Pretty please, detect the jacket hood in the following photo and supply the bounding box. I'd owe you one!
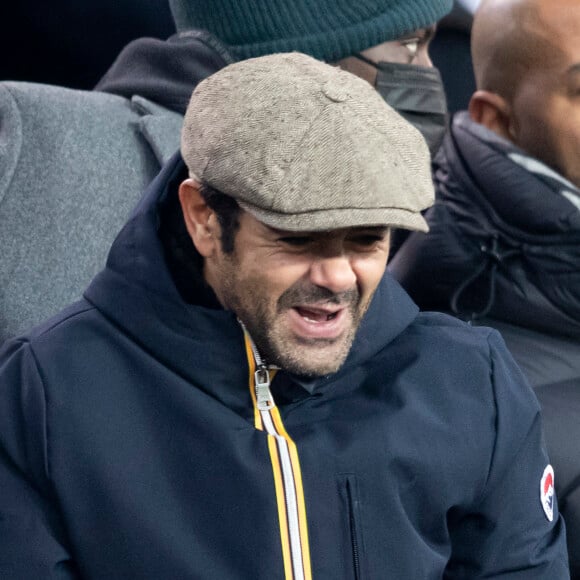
[84,153,419,397]
[391,112,580,338]
[95,31,235,114]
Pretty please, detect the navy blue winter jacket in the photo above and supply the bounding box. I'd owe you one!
[0,154,569,578]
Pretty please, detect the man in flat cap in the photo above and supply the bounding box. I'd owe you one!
[0,0,450,344]
[0,54,568,578]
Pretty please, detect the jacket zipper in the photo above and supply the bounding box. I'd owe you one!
[251,345,275,412]
[242,325,312,580]
[346,478,361,580]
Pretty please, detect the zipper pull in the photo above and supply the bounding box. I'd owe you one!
[255,366,275,411]
[239,320,277,412]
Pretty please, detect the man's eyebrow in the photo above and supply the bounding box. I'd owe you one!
[567,63,580,76]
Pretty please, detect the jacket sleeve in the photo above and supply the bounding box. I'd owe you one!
[445,330,570,579]
[535,379,580,580]
[0,339,81,579]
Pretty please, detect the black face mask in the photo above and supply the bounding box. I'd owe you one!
[356,55,449,158]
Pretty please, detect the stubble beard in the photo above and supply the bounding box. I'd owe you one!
[221,270,369,377]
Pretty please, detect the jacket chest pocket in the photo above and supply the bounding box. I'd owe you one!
[339,474,367,580]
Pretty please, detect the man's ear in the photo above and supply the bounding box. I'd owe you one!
[178,178,220,257]
[469,90,515,142]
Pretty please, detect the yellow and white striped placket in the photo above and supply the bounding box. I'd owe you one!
[243,331,312,580]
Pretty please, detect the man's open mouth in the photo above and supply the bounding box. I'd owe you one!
[294,306,340,322]
[288,304,349,340]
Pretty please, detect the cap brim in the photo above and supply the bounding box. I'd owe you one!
[238,201,429,233]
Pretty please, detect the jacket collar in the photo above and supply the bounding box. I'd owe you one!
[429,111,580,335]
[130,96,184,165]
[443,112,580,235]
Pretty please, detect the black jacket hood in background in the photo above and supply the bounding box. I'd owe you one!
[95,30,235,114]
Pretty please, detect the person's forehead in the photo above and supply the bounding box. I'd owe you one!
[537,0,580,29]
[496,5,579,95]
[528,0,580,66]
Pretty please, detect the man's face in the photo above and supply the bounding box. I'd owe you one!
[508,1,580,188]
[205,211,390,377]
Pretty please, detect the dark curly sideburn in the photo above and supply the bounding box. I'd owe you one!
[199,183,241,255]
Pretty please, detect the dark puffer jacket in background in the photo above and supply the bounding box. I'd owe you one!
[390,111,580,577]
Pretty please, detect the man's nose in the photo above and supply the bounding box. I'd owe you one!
[309,256,357,294]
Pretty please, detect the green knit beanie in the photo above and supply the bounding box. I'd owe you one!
[169,0,453,62]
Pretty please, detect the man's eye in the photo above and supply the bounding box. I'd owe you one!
[350,235,384,246]
[400,38,420,50]
[278,236,313,246]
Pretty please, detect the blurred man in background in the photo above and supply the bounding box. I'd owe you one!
[390,0,580,573]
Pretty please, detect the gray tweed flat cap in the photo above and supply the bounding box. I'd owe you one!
[181,52,434,232]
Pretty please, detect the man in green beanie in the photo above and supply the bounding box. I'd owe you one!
[168,0,450,158]
[0,0,451,345]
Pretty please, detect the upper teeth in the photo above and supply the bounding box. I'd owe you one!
[297,307,338,322]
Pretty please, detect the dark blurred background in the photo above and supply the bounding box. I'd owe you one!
[0,0,174,89]
[0,0,476,113]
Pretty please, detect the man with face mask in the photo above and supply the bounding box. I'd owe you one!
[336,27,448,159]
[333,11,450,259]
[0,0,451,345]
[335,31,450,256]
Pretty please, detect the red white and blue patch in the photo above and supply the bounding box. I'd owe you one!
[540,465,555,522]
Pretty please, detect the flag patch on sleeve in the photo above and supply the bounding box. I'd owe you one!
[540,464,555,522]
